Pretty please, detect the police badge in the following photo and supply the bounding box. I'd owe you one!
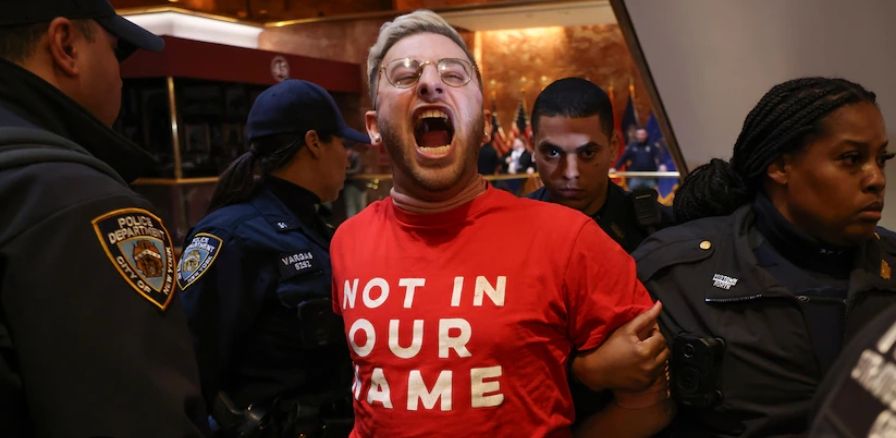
[177,232,223,290]
[92,208,176,310]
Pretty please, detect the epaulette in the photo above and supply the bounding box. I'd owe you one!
[875,227,896,257]
[633,217,725,281]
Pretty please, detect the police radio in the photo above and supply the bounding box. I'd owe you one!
[297,298,346,348]
[631,188,661,234]
[671,334,726,410]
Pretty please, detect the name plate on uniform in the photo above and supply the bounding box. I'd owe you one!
[278,249,323,279]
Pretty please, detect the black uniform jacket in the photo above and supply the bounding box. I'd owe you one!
[527,180,675,253]
[633,204,896,437]
[179,180,350,410]
[0,59,206,437]
[529,180,676,428]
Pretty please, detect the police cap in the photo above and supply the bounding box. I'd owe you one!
[1,0,164,60]
[247,79,370,145]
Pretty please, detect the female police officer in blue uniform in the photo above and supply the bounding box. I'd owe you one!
[633,77,896,437]
[177,79,369,438]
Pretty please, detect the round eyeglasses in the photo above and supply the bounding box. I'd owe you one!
[379,58,478,89]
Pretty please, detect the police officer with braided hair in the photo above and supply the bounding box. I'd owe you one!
[178,79,368,437]
[632,77,896,437]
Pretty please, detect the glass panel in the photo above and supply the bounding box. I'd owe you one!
[115,78,174,178]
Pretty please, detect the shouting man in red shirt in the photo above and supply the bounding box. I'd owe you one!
[330,9,674,437]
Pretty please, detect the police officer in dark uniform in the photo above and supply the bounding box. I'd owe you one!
[525,77,676,433]
[633,77,896,437]
[178,79,369,437]
[613,127,663,192]
[0,1,206,437]
[809,274,896,437]
[527,77,675,254]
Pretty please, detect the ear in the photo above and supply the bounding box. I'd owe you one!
[304,130,322,159]
[481,108,492,146]
[365,110,381,145]
[766,153,793,186]
[609,129,621,162]
[46,18,83,78]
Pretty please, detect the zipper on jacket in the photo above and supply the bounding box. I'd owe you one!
[707,294,850,306]
[794,295,848,304]
[705,294,785,304]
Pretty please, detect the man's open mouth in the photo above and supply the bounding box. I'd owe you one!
[414,108,455,156]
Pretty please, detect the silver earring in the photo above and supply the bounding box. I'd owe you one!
[373,134,381,143]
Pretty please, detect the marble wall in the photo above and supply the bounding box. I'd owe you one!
[260,22,654,143]
[116,2,655,135]
[479,24,653,137]
[113,0,391,21]
[394,0,515,10]
[260,17,398,179]
[116,0,518,21]
[260,18,387,118]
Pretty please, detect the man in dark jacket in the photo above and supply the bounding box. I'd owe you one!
[0,1,206,437]
[527,77,677,432]
[527,78,675,253]
[478,142,499,175]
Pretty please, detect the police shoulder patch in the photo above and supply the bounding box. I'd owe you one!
[91,208,176,310]
[177,232,223,290]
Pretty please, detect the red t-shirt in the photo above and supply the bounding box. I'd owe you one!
[331,187,652,438]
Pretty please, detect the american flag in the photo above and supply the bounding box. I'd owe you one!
[510,97,533,148]
[490,97,510,155]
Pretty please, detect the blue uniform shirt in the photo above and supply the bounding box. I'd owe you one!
[615,140,661,171]
[178,179,350,410]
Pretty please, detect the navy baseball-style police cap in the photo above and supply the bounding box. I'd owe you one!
[247,79,370,145]
[2,0,164,60]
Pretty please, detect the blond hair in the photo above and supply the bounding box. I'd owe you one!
[367,9,480,107]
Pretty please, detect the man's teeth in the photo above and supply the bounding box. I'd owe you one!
[416,109,449,122]
[419,145,450,154]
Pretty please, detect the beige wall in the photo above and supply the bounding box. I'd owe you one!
[623,0,896,227]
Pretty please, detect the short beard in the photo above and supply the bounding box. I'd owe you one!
[380,112,485,193]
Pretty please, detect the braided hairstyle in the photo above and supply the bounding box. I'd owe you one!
[673,77,878,223]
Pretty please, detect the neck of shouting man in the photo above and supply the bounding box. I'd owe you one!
[390,170,488,214]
